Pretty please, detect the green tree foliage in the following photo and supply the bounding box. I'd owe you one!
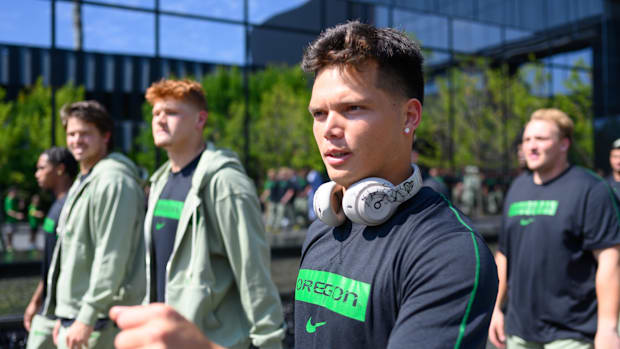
[418,58,593,174]
[0,79,84,191]
[134,65,322,182]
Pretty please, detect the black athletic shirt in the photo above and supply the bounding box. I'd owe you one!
[500,166,620,343]
[294,187,498,349]
[41,196,66,299]
[608,175,620,201]
[151,153,201,303]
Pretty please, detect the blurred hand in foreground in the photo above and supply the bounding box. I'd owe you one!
[110,304,227,349]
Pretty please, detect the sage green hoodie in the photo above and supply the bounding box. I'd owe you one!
[144,143,285,349]
[42,153,146,326]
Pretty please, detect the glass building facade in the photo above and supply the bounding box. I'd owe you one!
[0,0,618,170]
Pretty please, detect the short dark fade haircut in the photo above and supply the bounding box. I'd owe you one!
[302,21,424,105]
[42,146,79,179]
[60,100,114,151]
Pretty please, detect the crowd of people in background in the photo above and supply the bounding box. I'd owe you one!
[4,148,618,248]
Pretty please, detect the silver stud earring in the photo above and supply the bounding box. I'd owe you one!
[404,127,410,134]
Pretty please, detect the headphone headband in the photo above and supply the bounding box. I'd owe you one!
[314,164,424,227]
[357,164,423,211]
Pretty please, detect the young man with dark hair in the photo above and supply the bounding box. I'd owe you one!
[609,138,620,201]
[24,147,77,349]
[141,79,285,349]
[489,109,620,349]
[110,22,498,349]
[40,100,146,349]
[294,20,497,349]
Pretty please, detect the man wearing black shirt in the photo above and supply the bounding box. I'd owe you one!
[609,138,620,201]
[110,23,498,349]
[489,109,620,349]
[24,147,77,349]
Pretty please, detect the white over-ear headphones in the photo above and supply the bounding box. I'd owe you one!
[313,165,423,227]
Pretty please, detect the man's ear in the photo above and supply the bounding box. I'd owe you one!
[197,110,208,129]
[404,98,422,132]
[560,137,570,152]
[55,163,66,176]
[103,132,111,145]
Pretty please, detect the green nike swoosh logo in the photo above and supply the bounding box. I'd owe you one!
[306,317,326,333]
[156,222,165,230]
[520,218,535,226]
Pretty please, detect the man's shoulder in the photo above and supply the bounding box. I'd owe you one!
[564,166,614,196]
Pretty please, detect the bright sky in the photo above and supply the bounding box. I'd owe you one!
[0,0,309,64]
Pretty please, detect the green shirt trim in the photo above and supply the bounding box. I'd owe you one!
[439,194,481,349]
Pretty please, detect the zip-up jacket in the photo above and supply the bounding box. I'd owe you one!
[144,143,285,349]
[42,153,146,326]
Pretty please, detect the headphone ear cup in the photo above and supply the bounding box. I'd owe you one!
[313,181,346,227]
[342,178,397,226]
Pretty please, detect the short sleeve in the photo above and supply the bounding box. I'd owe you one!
[387,230,498,349]
[582,180,620,251]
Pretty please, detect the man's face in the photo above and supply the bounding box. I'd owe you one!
[151,98,205,150]
[610,149,620,173]
[522,119,568,174]
[35,154,55,189]
[309,63,419,187]
[66,117,109,169]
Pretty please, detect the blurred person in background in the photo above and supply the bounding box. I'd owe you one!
[260,168,277,220]
[27,194,45,247]
[292,168,309,227]
[142,79,285,349]
[3,186,25,251]
[41,101,146,349]
[608,138,620,201]
[489,108,620,349]
[275,167,296,231]
[305,168,324,222]
[24,147,77,349]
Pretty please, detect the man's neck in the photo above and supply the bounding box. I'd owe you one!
[167,141,205,173]
[613,171,620,182]
[80,153,107,175]
[533,160,569,185]
[52,178,73,199]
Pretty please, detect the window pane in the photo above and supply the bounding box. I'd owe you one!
[549,49,592,68]
[89,0,154,9]
[550,67,591,95]
[161,0,243,21]
[249,28,314,66]
[161,16,244,65]
[424,50,451,67]
[477,0,504,24]
[547,0,571,28]
[394,11,449,50]
[56,4,155,55]
[452,19,501,53]
[505,28,532,42]
[251,0,318,31]
[519,63,551,97]
[437,0,474,19]
[510,0,545,31]
[373,5,390,28]
[0,1,50,47]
